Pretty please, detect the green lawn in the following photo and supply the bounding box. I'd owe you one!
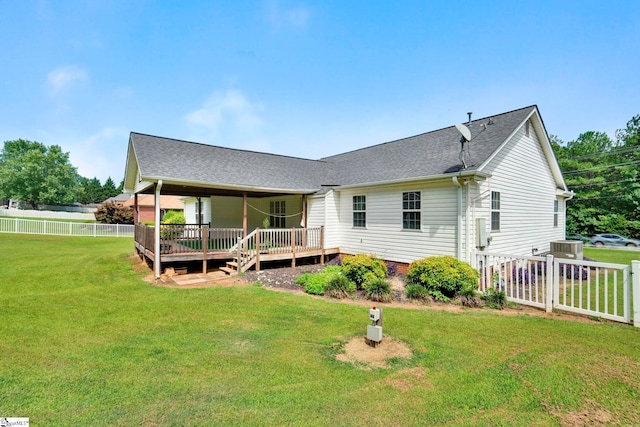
[1,234,639,426]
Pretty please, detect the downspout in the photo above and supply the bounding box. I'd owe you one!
[452,177,463,260]
[465,183,471,264]
[154,180,163,279]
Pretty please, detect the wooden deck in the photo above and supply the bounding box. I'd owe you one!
[134,224,338,274]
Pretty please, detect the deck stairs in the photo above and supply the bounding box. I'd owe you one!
[220,229,258,275]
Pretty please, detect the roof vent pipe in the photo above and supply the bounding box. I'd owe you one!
[467,112,472,123]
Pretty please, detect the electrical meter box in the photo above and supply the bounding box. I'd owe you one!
[367,325,383,343]
[369,308,381,322]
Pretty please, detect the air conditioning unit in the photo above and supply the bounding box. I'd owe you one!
[550,240,583,260]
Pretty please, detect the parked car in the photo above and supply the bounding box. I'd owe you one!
[565,232,590,243]
[591,233,640,247]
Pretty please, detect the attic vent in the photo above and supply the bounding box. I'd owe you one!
[525,120,530,137]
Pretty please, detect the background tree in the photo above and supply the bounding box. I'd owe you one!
[77,177,104,204]
[101,177,119,201]
[553,115,640,238]
[0,139,79,209]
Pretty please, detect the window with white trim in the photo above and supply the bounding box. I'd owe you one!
[554,200,559,228]
[491,191,500,231]
[353,195,366,228]
[270,200,286,228]
[402,191,421,230]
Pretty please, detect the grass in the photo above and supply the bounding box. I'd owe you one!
[1,234,639,426]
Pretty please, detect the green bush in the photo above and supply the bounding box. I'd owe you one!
[341,254,387,290]
[364,278,392,303]
[160,210,186,240]
[325,274,355,299]
[405,255,478,302]
[295,266,342,296]
[405,284,428,301]
[482,287,506,309]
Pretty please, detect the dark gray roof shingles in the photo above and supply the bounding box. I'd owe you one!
[131,105,536,192]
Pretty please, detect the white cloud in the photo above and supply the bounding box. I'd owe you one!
[266,1,311,30]
[184,89,264,140]
[46,65,89,94]
[64,127,127,182]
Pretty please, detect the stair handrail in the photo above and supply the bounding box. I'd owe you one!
[228,228,258,253]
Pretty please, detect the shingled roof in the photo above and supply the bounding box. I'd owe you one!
[126,105,543,195]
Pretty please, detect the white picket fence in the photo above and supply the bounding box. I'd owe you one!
[0,217,133,238]
[477,252,640,327]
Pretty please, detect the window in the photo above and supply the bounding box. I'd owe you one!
[353,195,366,228]
[194,200,204,225]
[402,191,421,230]
[270,200,286,228]
[491,191,500,231]
[554,199,559,228]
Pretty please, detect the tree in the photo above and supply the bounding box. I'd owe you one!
[553,116,640,238]
[101,177,118,201]
[77,177,104,204]
[0,139,79,209]
[94,201,134,224]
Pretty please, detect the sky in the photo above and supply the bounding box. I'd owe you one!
[1,1,638,184]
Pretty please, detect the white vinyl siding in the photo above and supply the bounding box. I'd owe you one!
[334,183,457,264]
[479,120,566,255]
[184,197,212,225]
[306,196,325,228]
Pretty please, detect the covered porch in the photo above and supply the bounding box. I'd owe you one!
[134,223,337,275]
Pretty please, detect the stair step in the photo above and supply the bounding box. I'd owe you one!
[227,261,239,268]
[220,266,235,275]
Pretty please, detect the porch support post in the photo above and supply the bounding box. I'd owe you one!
[301,195,307,228]
[134,193,139,224]
[154,180,163,279]
[202,226,208,274]
[242,192,248,237]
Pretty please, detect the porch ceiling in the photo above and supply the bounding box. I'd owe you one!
[136,183,304,198]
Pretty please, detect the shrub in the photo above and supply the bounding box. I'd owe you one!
[295,266,342,296]
[364,278,392,303]
[482,287,506,309]
[405,284,428,301]
[94,201,134,224]
[160,210,186,240]
[325,274,355,299]
[405,255,478,302]
[341,254,387,290]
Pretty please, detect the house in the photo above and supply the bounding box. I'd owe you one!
[102,193,132,205]
[122,194,184,224]
[123,105,572,276]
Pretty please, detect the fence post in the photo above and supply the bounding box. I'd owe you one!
[15,217,18,233]
[69,222,73,236]
[545,254,554,313]
[632,260,640,328]
[94,223,97,237]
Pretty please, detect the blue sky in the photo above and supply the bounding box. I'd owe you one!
[1,1,638,184]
